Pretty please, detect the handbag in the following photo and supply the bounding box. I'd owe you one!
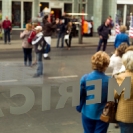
[64,34,69,40]
[100,99,118,123]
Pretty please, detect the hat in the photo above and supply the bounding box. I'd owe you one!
[35,26,42,31]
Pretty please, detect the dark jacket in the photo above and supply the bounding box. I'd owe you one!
[114,33,130,48]
[58,23,66,35]
[42,20,57,36]
[97,24,111,39]
[32,32,46,53]
[61,16,70,26]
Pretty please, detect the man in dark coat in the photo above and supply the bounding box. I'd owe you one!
[97,19,111,51]
[56,19,66,48]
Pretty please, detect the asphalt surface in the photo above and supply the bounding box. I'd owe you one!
[0,46,120,133]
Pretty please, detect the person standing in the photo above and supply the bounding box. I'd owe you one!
[65,22,73,50]
[114,25,130,49]
[109,43,128,75]
[20,23,33,67]
[97,19,111,51]
[32,26,46,78]
[61,12,70,27]
[42,15,58,60]
[2,16,12,44]
[56,19,66,48]
[76,51,110,133]
[114,50,133,133]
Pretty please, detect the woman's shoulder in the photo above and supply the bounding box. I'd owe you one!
[23,30,31,35]
[115,71,131,80]
[110,54,121,61]
[120,33,129,37]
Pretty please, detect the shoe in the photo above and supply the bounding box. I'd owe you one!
[114,123,119,128]
[8,42,11,44]
[4,42,6,44]
[44,57,51,60]
[32,62,37,66]
[33,74,40,78]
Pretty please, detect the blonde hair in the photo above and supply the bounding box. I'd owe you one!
[116,43,128,57]
[91,51,110,72]
[122,51,133,71]
[125,46,133,53]
[26,23,32,31]
[120,25,127,33]
[32,23,38,28]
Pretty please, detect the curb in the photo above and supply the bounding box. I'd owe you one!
[0,44,114,52]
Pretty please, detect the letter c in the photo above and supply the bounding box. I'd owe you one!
[10,87,35,115]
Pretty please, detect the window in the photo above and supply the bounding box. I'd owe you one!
[117,4,124,25]
[64,3,72,13]
[0,1,2,22]
[126,5,133,30]
[78,4,86,13]
[40,2,49,12]
[78,0,87,2]
[12,1,21,28]
[24,2,32,28]
[0,1,2,10]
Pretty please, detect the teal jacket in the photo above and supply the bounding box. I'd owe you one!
[114,33,130,48]
[77,70,110,120]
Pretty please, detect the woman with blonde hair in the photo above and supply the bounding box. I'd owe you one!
[109,43,128,75]
[115,50,133,133]
[20,23,33,66]
[65,22,73,50]
[76,51,110,133]
[114,25,130,48]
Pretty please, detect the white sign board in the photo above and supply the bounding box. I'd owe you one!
[108,30,116,43]
[117,0,133,4]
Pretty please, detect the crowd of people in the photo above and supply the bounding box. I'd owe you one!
[77,44,133,133]
[19,14,58,77]
[19,13,81,78]
[0,10,133,133]
[76,16,133,133]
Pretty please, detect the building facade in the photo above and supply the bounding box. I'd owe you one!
[0,0,133,33]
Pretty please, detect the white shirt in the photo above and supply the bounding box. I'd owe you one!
[109,54,124,75]
[88,22,92,34]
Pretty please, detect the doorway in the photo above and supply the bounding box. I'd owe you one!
[51,8,62,19]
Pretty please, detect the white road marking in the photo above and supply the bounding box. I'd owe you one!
[48,75,78,79]
[0,79,18,83]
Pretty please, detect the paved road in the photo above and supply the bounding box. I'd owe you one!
[0,47,120,133]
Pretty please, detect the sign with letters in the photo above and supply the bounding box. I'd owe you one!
[0,77,131,117]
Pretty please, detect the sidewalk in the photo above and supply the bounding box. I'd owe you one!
[0,37,114,50]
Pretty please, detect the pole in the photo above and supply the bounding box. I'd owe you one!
[78,0,83,44]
